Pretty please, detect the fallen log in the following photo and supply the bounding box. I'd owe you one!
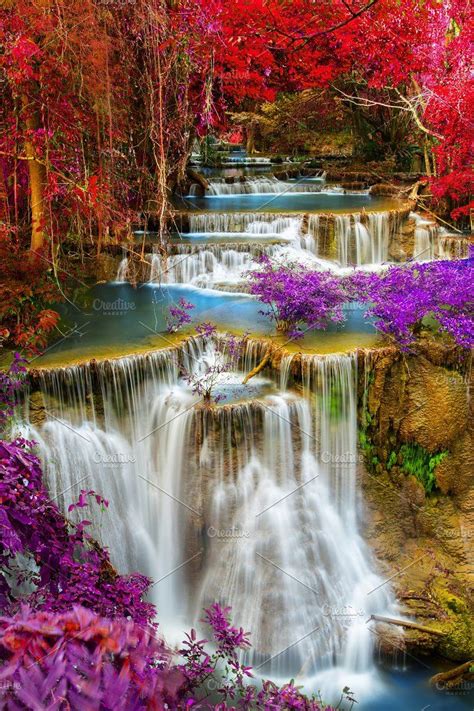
[242,348,272,385]
[431,660,474,689]
[368,614,446,636]
[187,168,209,191]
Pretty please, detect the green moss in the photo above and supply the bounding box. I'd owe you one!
[387,451,397,470]
[398,443,448,494]
[433,584,474,660]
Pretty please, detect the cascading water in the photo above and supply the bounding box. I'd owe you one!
[334,214,391,267]
[335,215,352,267]
[25,340,396,698]
[438,234,470,260]
[195,351,395,691]
[409,211,469,262]
[187,212,303,235]
[413,223,436,261]
[205,176,324,196]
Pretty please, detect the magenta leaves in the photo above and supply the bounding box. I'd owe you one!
[0,605,177,711]
[0,602,338,710]
[0,353,27,432]
[345,259,474,349]
[0,438,154,625]
[248,255,347,339]
[167,298,195,332]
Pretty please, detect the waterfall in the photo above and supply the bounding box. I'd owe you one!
[154,249,255,286]
[195,352,394,683]
[187,213,303,235]
[114,235,331,286]
[367,213,390,263]
[413,225,435,261]
[411,212,470,263]
[25,342,395,692]
[335,213,392,267]
[438,234,469,260]
[305,215,320,255]
[116,257,129,282]
[205,176,323,196]
[335,215,352,267]
[115,245,279,286]
[354,220,372,266]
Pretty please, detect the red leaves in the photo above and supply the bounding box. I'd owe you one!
[13,309,60,354]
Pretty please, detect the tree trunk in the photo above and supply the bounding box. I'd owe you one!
[22,95,46,252]
[242,348,272,385]
[246,122,256,155]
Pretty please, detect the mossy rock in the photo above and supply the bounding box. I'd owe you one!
[433,584,474,660]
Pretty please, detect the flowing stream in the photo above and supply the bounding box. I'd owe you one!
[24,167,472,707]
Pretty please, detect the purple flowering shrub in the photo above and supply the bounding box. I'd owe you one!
[167,297,195,332]
[346,260,474,348]
[0,603,337,710]
[247,255,347,339]
[247,255,473,348]
[0,438,154,624]
[0,605,181,711]
[179,602,337,710]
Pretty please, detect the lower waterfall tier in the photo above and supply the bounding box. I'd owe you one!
[23,343,397,689]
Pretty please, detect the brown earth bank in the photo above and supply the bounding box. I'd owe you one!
[356,342,473,664]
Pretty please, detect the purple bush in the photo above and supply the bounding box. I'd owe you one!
[246,255,473,348]
[167,297,195,332]
[0,603,337,710]
[0,438,154,625]
[0,353,26,431]
[0,605,181,710]
[346,260,474,348]
[247,255,346,339]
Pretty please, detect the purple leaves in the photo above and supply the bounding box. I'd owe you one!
[0,602,333,709]
[0,606,176,710]
[0,354,27,431]
[248,255,346,338]
[345,260,474,349]
[68,489,109,513]
[248,255,473,349]
[167,297,195,332]
[0,438,154,626]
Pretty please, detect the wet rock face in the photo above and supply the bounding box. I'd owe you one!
[359,346,474,662]
[398,358,468,452]
[388,216,416,261]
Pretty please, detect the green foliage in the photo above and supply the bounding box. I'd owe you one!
[398,443,448,493]
[358,429,374,458]
[386,451,397,470]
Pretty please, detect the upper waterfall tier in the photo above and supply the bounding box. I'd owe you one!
[200,175,326,196]
[116,209,469,288]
